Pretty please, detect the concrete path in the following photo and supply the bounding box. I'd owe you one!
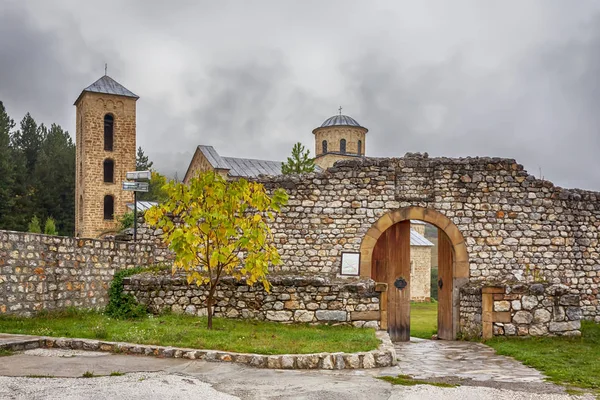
[0,338,593,399]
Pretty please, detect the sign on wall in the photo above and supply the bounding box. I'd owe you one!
[340,252,360,276]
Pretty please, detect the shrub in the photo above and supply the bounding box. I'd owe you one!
[105,267,148,319]
[118,212,135,231]
[28,215,41,233]
[44,217,57,235]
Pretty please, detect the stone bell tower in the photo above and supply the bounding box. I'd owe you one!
[313,111,368,170]
[74,75,138,238]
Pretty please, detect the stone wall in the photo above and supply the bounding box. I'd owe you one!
[0,230,172,316]
[124,273,381,327]
[253,155,600,322]
[410,245,431,302]
[460,282,581,338]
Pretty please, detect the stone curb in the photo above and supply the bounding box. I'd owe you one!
[0,331,396,370]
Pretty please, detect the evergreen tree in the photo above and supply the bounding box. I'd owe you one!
[281,142,315,174]
[34,124,75,235]
[0,102,15,229]
[136,146,153,170]
[11,113,45,174]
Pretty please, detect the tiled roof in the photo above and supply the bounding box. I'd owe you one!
[410,230,434,247]
[75,75,138,104]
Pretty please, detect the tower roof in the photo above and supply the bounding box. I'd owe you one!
[74,75,139,104]
[320,114,364,128]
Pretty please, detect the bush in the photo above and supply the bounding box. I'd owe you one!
[28,215,41,233]
[105,267,148,319]
[118,212,135,231]
[44,217,57,235]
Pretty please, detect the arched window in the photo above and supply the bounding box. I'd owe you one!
[103,195,114,220]
[103,159,114,183]
[358,140,362,155]
[104,114,114,151]
[322,140,328,154]
[340,139,346,154]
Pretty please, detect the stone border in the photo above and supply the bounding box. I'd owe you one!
[0,331,396,370]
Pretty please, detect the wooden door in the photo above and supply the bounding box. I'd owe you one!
[372,221,411,342]
[437,229,454,340]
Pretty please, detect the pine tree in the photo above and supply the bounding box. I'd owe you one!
[136,146,153,170]
[0,101,15,229]
[34,124,75,235]
[281,142,315,174]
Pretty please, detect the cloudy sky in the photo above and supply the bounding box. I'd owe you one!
[1,0,600,190]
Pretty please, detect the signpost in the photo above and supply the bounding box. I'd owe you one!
[123,171,150,241]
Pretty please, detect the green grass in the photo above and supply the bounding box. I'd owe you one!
[410,301,437,339]
[109,371,125,377]
[0,309,379,355]
[378,374,457,388]
[81,371,96,378]
[487,321,600,394]
[0,348,14,357]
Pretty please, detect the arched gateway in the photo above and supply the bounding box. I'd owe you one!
[360,207,469,341]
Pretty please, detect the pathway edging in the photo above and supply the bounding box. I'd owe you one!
[0,331,396,370]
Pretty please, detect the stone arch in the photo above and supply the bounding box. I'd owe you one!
[359,206,470,339]
[359,206,469,279]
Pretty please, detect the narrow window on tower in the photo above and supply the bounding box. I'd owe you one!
[358,140,362,155]
[104,114,114,151]
[322,140,328,154]
[103,159,114,183]
[340,139,346,154]
[103,195,114,220]
[79,195,83,221]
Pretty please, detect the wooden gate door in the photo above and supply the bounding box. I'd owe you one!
[372,221,411,342]
[437,229,454,340]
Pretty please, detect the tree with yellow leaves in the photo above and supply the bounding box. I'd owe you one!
[145,172,288,329]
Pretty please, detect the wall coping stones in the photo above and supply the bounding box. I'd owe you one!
[0,331,396,370]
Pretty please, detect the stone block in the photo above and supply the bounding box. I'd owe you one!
[362,353,375,369]
[350,311,380,321]
[494,301,510,312]
[294,310,315,323]
[528,324,548,336]
[343,354,361,369]
[559,295,580,306]
[280,355,295,369]
[266,310,293,322]
[315,310,347,322]
[267,356,282,369]
[521,295,538,310]
[296,355,320,369]
[533,309,551,324]
[549,320,581,332]
[513,311,533,324]
[566,307,581,321]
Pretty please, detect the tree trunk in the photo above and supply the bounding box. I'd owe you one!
[206,281,216,329]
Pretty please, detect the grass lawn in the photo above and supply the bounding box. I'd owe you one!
[487,321,600,394]
[0,309,379,355]
[410,301,437,339]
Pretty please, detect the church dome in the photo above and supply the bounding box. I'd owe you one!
[320,114,364,128]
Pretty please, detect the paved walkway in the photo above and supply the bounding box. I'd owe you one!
[393,337,546,384]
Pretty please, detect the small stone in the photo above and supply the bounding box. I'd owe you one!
[250,355,266,368]
[511,300,521,311]
[343,354,361,369]
[267,356,282,369]
[281,356,295,369]
[513,311,533,324]
[504,324,516,335]
[333,354,345,369]
[494,301,510,312]
[296,355,319,369]
[559,295,580,306]
[521,295,539,310]
[362,353,375,369]
[315,310,347,322]
[529,324,548,336]
[533,309,551,324]
[320,354,334,369]
[566,307,581,321]
[549,320,581,332]
[529,284,545,295]
[375,352,393,367]
[266,310,292,322]
[294,310,314,323]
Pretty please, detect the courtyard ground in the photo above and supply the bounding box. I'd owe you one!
[0,346,591,400]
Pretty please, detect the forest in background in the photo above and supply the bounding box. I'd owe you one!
[0,101,163,236]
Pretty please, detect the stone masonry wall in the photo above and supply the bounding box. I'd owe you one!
[124,273,381,327]
[252,155,600,322]
[0,230,172,316]
[410,245,431,302]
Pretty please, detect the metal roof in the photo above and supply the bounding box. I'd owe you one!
[410,230,434,247]
[126,201,158,212]
[75,75,139,104]
[198,145,231,170]
[320,114,364,128]
[223,156,283,178]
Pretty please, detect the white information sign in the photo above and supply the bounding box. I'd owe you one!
[341,252,360,276]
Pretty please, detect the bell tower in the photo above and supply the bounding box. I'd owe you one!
[74,75,139,238]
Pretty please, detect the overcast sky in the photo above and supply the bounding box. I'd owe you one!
[1,0,600,190]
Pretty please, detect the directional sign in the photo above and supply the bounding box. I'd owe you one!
[126,170,151,180]
[122,181,149,192]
